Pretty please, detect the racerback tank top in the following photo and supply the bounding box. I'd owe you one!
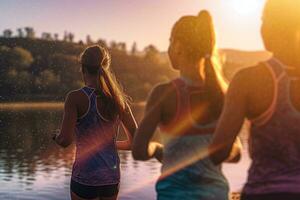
[71,86,120,186]
[243,58,300,194]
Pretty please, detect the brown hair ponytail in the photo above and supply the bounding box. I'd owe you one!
[171,10,225,118]
[80,45,128,120]
[203,56,224,116]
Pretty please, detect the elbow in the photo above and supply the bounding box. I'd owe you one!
[60,141,72,148]
[229,152,241,163]
[56,137,72,148]
[132,150,142,160]
[133,154,148,161]
[132,148,148,161]
[210,149,231,165]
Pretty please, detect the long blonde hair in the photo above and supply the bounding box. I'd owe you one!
[80,45,128,120]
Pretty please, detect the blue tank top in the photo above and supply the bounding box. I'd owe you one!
[71,86,120,186]
[157,78,229,200]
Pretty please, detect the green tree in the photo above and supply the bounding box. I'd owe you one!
[0,46,34,95]
[97,39,107,48]
[68,33,74,43]
[144,44,160,63]
[54,33,59,41]
[17,28,24,37]
[0,46,33,71]
[35,70,60,93]
[10,47,34,69]
[3,29,13,38]
[24,27,35,39]
[41,32,52,40]
[118,42,127,52]
[86,35,93,45]
[131,42,137,55]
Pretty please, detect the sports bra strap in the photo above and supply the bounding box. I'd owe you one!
[266,58,286,80]
[251,58,288,126]
[81,86,95,98]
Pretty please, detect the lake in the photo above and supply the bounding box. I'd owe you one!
[0,104,250,200]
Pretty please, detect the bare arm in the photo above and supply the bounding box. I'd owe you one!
[224,137,243,163]
[132,85,165,161]
[54,92,77,148]
[117,104,138,150]
[209,71,248,164]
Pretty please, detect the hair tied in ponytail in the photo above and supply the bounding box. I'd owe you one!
[198,10,212,21]
[204,54,211,59]
[100,46,111,70]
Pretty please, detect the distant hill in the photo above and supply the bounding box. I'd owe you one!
[159,49,272,80]
[219,49,272,80]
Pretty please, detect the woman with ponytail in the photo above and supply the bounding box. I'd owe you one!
[210,0,300,199]
[53,45,137,200]
[132,10,239,199]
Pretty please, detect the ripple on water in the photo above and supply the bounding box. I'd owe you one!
[0,109,250,199]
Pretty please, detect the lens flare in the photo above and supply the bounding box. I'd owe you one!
[232,0,263,16]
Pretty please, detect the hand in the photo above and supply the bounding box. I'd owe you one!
[52,129,60,142]
[148,142,163,163]
[225,137,242,163]
[154,145,163,163]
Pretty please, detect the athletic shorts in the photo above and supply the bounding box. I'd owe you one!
[71,179,119,199]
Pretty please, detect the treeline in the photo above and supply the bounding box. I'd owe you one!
[0,27,177,102]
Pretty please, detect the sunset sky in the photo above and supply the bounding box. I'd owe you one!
[0,0,266,51]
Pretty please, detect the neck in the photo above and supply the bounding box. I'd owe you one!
[272,52,300,77]
[273,50,300,69]
[179,60,204,83]
[84,77,98,88]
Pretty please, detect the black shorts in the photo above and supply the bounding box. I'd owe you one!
[71,179,119,199]
[241,193,300,200]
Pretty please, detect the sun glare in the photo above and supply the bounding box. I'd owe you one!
[231,0,263,16]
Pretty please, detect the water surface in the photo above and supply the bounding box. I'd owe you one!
[0,105,250,199]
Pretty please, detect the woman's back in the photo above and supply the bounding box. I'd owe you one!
[54,45,136,200]
[242,58,300,194]
[159,78,221,128]
[156,78,229,199]
[72,86,120,186]
[132,10,233,200]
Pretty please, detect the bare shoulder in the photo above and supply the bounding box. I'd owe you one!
[148,81,175,103]
[146,81,175,110]
[64,89,86,104]
[231,63,269,89]
[150,82,173,97]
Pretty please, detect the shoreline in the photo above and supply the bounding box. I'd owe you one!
[0,101,146,111]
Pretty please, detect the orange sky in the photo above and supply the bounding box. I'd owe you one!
[0,0,266,51]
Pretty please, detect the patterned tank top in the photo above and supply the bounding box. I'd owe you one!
[71,86,120,186]
[243,58,300,194]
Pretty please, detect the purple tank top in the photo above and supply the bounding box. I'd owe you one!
[72,86,120,186]
[243,58,300,194]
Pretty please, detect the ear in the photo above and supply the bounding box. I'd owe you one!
[174,41,183,55]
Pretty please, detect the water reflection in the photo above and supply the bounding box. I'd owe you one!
[0,108,161,200]
[0,107,249,200]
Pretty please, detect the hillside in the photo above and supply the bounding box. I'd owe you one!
[0,37,272,102]
[0,37,177,102]
[219,49,271,80]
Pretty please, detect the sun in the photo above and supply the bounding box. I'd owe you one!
[231,0,263,16]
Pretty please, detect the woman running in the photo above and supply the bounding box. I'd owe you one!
[132,10,240,200]
[53,45,137,200]
[210,1,300,200]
